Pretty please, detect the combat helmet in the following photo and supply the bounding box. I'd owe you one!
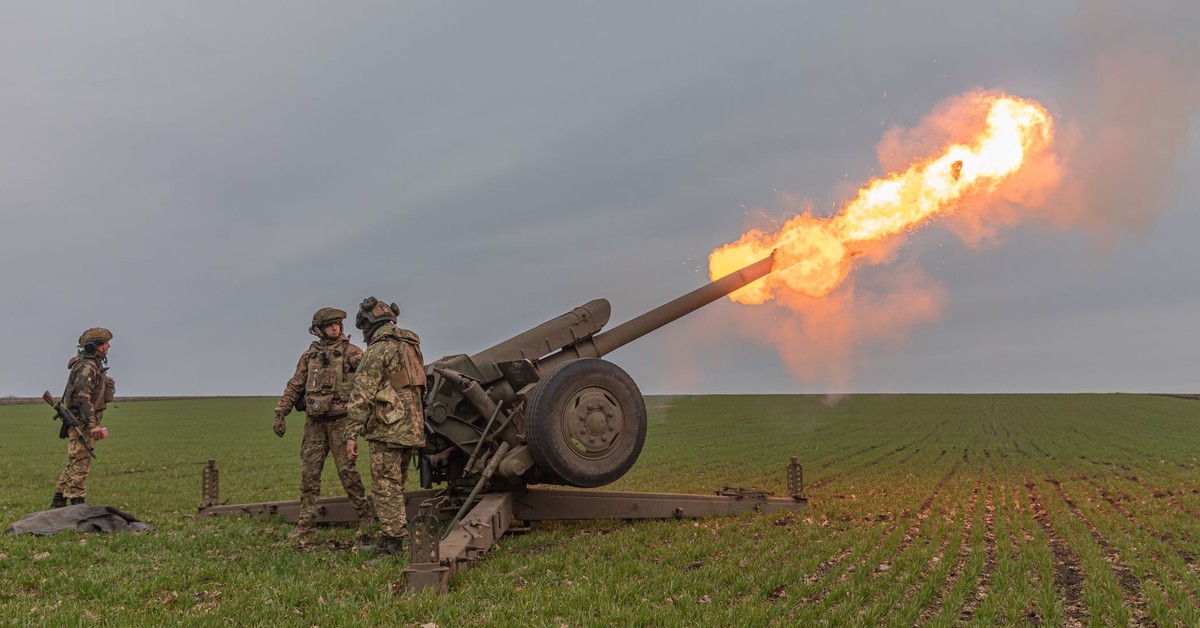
[355,297,398,331]
[78,327,113,351]
[309,307,348,337]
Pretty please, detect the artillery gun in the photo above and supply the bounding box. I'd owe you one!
[198,252,806,593]
[421,253,776,492]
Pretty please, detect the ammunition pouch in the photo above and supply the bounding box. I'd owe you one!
[373,384,424,446]
[104,376,115,403]
[373,387,403,425]
[305,392,336,417]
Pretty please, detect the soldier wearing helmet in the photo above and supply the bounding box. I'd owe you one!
[345,297,426,557]
[51,327,116,508]
[274,307,373,541]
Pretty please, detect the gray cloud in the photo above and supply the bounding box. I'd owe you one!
[1,2,1197,397]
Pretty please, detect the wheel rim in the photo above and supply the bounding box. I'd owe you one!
[559,385,624,460]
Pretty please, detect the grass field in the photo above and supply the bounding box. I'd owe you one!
[2,394,1199,625]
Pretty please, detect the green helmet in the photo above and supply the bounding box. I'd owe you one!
[78,327,113,350]
[310,307,348,336]
[355,297,398,331]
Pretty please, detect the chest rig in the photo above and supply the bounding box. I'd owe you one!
[304,339,352,417]
[63,356,110,411]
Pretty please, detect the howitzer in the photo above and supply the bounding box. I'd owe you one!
[420,251,778,490]
[197,250,806,594]
[42,391,95,459]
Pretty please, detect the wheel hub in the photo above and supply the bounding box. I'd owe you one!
[565,388,623,457]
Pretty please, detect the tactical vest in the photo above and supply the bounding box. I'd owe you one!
[62,356,111,421]
[368,335,426,447]
[304,339,353,417]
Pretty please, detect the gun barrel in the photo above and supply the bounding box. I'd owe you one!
[539,252,775,372]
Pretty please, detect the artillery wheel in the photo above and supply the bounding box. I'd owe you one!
[525,359,647,488]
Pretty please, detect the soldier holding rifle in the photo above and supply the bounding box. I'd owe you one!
[49,327,115,509]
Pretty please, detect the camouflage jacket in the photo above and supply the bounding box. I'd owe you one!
[345,323,426,447]
[63,353,113,429]
[275,335,363,418]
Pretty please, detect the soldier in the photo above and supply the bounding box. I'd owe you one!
[345,297,426,556]
[51,327,116,508]
[274,307,374,540]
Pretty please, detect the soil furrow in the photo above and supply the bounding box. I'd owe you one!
[1026,475,1087,627]
[1047,476,1153,626]
[959,469,998,622]
[1122,474,1200,519]
[817,443,883,470]
[1084,477,1200,611]
[796,459,963,612]
[914,461,983,624]
[808,433,931,490]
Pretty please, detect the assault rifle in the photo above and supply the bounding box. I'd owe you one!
[42,391,96,459]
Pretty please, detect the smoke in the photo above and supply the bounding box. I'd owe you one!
[702,94,1027,390]
[1044,3,1200,247]
[712,92,1047,389]
[943,4,1200,248]
[703,2,1198,391]
[876,3,1200,248]
[722,261,946,391]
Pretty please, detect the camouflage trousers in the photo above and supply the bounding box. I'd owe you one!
[299,416,371,527]
[56,438,94,499]
[368,442,413,538]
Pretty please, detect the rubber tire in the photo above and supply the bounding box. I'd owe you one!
[525,359,647,488]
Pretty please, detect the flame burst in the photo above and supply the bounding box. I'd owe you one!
[710,93,1055,303]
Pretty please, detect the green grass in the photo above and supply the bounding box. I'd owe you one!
[2,394,1199,625]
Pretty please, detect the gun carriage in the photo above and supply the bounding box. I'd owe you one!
[199,252,806,593]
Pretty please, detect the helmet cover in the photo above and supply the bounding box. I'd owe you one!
[354,297,398,330]
[78,327,113,348]
[310,307,348,334]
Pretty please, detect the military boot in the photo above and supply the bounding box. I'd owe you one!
[288,523,316,541]
[355,518,379,553]
[364,534,405,566]
[376,534,404,557]
[69,497,85,505]
[51,492,67,509]
[355,535,378,554]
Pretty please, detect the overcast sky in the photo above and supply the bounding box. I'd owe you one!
[2,2,1197,397]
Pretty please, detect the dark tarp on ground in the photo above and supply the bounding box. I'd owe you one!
[4,504,153,535]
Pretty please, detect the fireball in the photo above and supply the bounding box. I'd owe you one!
[710,92,1055,302]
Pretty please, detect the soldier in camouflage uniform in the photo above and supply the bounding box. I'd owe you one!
[345,297,426,556]
[274,307,374,540]
[51,327,116,508]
